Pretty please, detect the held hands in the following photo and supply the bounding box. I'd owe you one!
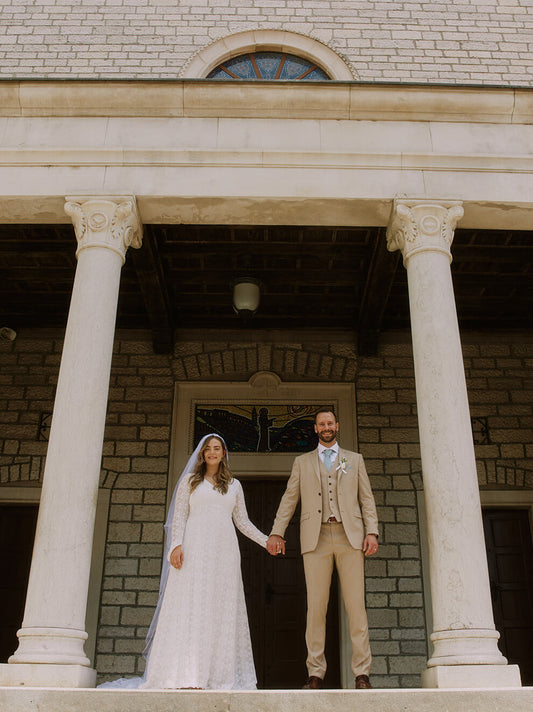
[170,545,184,569]
[363,533,378,557]
[266,535,286,556]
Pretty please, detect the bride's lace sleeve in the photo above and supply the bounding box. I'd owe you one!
[167,476,191,558]
[232,480,268,548]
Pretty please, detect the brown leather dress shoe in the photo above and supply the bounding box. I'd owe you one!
[355,674,372,689]
[302,675,323,690]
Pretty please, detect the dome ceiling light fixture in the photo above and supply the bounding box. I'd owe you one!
[232,278,261,325]
[0,326,17,341]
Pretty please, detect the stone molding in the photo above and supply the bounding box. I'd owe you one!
[386,200,464,264]
[181,29,356,80]
[64,197,143,263]
[1,82,530,123]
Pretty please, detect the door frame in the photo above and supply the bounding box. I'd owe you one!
[169,371,358,687]
[0,486,110,666]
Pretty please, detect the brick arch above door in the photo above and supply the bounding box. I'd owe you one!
[171,342,357,383]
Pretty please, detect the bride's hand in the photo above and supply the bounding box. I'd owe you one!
[170,545,184,569]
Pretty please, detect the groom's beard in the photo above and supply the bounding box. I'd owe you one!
[318,430,336,446]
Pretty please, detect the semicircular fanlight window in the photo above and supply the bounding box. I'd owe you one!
[207,51,331,80]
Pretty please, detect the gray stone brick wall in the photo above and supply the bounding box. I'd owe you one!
[0,0,532,85]
[1,330,532,687]
[465,340,533,489]
[355,342,425,688]
[98,338,173,677]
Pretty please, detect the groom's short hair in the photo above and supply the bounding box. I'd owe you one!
[314,407,337,423]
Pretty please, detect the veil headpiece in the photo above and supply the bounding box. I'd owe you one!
[143,433,229,660]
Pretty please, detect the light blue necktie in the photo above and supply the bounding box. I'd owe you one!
[323,449,334,471]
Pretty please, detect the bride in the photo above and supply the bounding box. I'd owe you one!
[100,433,269,690]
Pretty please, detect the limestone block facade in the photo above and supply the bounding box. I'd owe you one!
[1,0,532,84]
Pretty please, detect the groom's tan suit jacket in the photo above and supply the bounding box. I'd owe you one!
[271,447,379,554]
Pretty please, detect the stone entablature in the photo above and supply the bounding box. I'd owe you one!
[0,82,532,231]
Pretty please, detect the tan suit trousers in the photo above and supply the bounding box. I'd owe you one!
[303,522,371,679]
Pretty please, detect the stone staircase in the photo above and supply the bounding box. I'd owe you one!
[0,687,532,712]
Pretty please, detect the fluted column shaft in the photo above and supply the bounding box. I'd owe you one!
[387,200,519,688]
[5,197,142,686]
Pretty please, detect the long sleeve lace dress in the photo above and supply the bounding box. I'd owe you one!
[140,476,267,690]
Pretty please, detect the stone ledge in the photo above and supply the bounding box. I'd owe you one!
[0,687,531,712]
[0,81,531,124]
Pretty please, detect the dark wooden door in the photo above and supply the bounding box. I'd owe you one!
[0,504,38,662]
[482,508,533,685]
[239,479,340,689]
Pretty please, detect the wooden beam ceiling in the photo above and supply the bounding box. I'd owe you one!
[130,226,174,354]
[358,229,401,356]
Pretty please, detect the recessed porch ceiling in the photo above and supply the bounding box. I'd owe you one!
[0,223,531,354]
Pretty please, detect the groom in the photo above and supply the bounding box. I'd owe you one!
[267,408,379,690]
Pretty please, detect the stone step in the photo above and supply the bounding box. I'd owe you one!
[0,687,531,712]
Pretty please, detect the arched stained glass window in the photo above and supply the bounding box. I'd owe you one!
[207,52,331,81]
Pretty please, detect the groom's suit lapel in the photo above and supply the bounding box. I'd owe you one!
[309,447,344,483]
[310,448,321,484]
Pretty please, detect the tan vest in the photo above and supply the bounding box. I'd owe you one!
[319,453,342,523]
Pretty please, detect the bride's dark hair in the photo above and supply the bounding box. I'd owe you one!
[189,435,232,495]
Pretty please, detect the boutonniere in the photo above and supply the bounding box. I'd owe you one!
[336,457,350,475]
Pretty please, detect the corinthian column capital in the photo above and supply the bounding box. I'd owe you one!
[64,196,143,263]
[386,199,464,264]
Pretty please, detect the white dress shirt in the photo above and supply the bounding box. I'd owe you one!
[318,442,339,464]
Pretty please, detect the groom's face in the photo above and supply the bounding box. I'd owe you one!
[314,412,339,446]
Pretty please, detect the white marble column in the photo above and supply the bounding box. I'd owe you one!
[0,197,142,688]
[386,199,521,689]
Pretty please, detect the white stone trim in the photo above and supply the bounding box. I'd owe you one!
[181,30,355,80]
[1,82,530,122]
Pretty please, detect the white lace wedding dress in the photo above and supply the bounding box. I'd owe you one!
[139,476,267,690]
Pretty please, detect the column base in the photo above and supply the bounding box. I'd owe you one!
[8,626,91,667]
[428,627,508,667]
[422,664,522,689]
[0,663,96,688]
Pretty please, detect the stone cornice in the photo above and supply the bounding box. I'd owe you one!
[0,80,531,123]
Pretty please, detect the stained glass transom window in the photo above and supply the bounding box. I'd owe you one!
[207,52,331,81]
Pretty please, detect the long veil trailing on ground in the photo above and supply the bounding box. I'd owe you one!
[98,433,228,690]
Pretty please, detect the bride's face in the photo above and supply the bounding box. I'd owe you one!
[203,438,225,468]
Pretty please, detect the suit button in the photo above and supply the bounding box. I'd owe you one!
[318,492,321,496]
